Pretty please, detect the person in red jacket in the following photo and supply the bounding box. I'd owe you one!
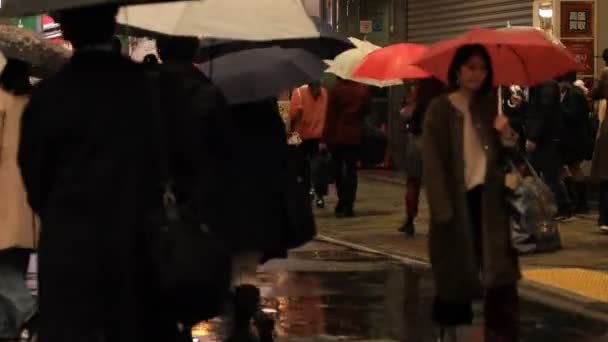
[322,78,371,217]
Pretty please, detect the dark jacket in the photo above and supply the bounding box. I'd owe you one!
[526,80,562,149]
[423,93,520,303]
[503,98,527,150]
[154,62,232,229]
[216,99,291,258]
[323,79,371,145]
[591,69,608,180]
[559,83,594,163]
[18,51,172,341]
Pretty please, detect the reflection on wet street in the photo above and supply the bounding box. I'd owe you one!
[191,241,608,342]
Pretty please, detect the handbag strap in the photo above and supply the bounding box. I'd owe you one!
[507,155,542,182]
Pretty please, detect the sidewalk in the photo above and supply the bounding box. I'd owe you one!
[315,170,608,317]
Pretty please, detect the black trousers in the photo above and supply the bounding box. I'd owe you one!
[297,139,329,197]
[329,145,359,209]
[529,143,571,214]
[600,181,608,226]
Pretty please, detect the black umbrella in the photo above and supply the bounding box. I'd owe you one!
[193,17,354,62]
[199,47,326,105]
[0,0,189,17]
[0,25,71,78]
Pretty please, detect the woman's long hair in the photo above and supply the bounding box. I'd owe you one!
[447,44,493,97]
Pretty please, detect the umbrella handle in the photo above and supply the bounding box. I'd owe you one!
[498,86,504,116]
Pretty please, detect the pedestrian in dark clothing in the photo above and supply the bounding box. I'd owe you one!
[154,36,232,230]
[18,5,180,341]
[323,78,371,217]
[558,72,594,214]
[423,44,520,342]
[592,68,608,233]
[217,98,293,341]
[502,85,527,151]
[399,77,445,237]
[526,79,572,220]
[151,36,234,340]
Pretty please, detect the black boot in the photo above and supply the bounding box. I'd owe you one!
[254,311,275,342]
[574,181,590,214]
[403,218,415,238]
[335,201,345,217]
[564,177,576,207]
[225,285,261,342]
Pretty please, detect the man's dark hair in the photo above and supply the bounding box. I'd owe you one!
[157,36,200,62]
[557,71,577,84]
[52,4,119,49]
[0,58,33,96]
[447,44,494,96]
[111,36,123,54]
[602,48,608,64]
[143,54,159,65]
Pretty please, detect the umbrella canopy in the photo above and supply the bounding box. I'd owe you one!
[194,16,353,62]
[117,0,318,41]
[0,25,72,78]
[199,47,325,105]
[0,0,187,17]
[414,28,583,86]
[325,37,401,87]
[353,43,430,81]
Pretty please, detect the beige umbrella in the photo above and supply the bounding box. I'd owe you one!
[117,0,318,41]
[325,37,402,87]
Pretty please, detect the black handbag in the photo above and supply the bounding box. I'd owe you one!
[285,145,317,249]
[145,70,231,326]
[360,121,388,166]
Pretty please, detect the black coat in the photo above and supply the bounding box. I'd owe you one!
[526,80,563,149]
[18,51,174,341]
[215,99,291,259]
[559,83,594,163]
[154,62,232,226]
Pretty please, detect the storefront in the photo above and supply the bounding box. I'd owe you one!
[532,0,604,80]
[405,0,533,43]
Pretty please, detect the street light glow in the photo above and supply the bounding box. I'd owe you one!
[539,8,553,19]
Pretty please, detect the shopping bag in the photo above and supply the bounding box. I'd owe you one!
[507,157,562,254]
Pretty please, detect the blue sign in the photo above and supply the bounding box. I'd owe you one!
[372,19,383,32]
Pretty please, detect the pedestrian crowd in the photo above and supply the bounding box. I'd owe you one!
[0,5,605,342]
[0,5,319,342]
[399,53,607,237]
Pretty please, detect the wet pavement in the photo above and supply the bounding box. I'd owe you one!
[192,241,608,342]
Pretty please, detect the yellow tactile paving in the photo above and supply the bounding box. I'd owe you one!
[523,268,608,303]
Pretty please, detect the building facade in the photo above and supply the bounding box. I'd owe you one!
[533,0,605,80]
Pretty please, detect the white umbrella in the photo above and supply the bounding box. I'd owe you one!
[117,0,319,41]
[325,37,402,87]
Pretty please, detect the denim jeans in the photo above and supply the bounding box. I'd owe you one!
[0,249,36,338]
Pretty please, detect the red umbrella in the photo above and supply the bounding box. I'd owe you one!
[353,43,430,80]
[414,28,583,86]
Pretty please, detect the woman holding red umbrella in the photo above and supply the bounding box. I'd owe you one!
[422,44,520,341]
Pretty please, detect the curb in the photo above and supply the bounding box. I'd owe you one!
[315,234,608,324]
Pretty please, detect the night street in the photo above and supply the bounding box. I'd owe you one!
[190,241,608,341]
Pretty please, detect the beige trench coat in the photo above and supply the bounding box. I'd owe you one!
[0,93,38,250]
[423,93,521,303]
